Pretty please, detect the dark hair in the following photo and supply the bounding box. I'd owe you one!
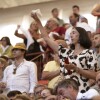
[15,94,30,100]
[55,78,79,93]
[72,5,80,10]
[71,27,92,49]
[1,37,11,45]
[7,90,22,98]
[51,8,58,13]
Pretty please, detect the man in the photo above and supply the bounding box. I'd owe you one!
[0,43,37,95]
[55,79,99,100]
[91,4,100,33]
[65,13,94,45]
[93,33,100,67]
[92,33,100,93]
[72,5,84,22]
[51,8,64,26]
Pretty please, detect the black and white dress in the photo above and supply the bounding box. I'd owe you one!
[58,45,99,93]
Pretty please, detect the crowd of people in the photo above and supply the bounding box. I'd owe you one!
[0,3,100,100]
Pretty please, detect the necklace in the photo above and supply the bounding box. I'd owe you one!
[13,60,24,74]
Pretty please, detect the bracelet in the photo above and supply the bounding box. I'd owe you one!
[75,67,80,73]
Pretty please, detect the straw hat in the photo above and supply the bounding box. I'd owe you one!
[12,43,26,51]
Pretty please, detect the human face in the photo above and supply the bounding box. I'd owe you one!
[46,20,56,29]
[1,38,7,47]
[35,86,45,97]
[93,34,100,48]
[73,7,79,14]
[69,14,77,26]
[52,10,59,18]
[29,22,38,33]
[57,87,73,100]
[12,49,24,58]
[70,29,79,44]
[41,89,51,98]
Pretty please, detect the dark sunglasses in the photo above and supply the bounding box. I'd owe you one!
[13,68,17,74]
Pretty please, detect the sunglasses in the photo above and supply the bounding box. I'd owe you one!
[13,68,17,74]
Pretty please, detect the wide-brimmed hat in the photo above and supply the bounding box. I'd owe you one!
[12,43,26,51]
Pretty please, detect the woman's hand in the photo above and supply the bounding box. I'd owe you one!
[64,63,77,70]
[31,13,40,22]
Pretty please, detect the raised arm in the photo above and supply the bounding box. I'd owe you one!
[91,4,100,16]
[31,13,59,54]
[14,25,26,39]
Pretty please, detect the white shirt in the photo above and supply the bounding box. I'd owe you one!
[79,15,84,22]
[65,22,95,44]
[76,89,99,100]
[2,59,37,93]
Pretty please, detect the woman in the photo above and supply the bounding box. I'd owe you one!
[15,21,40,49]
[31,13,99,93]
[0,37,13,58]
[15,22,42,61]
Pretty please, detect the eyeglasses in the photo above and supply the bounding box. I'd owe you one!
[13,68,17,74]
